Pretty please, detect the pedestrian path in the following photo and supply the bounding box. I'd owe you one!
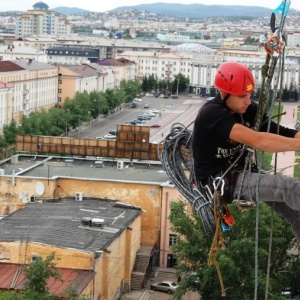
[271,104,298,176]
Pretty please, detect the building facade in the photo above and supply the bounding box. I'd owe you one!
[15,2,71,39]
[0,60,58,129]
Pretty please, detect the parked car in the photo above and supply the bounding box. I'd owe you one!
[145,112,156,118]
[144,103,150,108]
[134,98,142,102]
[150,123,161,128]
[159,94,165,98]
[109,130,117,136]
[127,119,142,125]
[103,134,116,140]
[150,281,178,294]
[137,115,148,121]
[145,93,153,97]
[130,102,137,108]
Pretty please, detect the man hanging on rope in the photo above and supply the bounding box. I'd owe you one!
[191,61,300,241]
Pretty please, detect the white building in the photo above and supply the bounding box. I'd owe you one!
[0,60,58,129]
[116,50,192,81]
[0,81,14,134]
[0,45,47,63]
[15,2,71,39]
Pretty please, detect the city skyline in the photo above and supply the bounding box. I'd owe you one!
[0,0,298,13]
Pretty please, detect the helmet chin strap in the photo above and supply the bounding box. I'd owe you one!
[223,93,230,103]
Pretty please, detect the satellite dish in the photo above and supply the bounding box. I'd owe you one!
[19,192,28,203]
[35,182,45,196]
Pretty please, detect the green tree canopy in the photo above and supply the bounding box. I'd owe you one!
[169,200,300,300]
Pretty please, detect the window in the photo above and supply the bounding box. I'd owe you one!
[58,89,62,93]
[169,234,177,246]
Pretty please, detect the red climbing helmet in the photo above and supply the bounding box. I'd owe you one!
[214,62,255,95]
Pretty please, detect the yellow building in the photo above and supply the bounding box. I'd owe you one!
[0,198,142,300]
[0,153,185,298]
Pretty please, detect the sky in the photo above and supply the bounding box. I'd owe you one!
[0,0,299,13]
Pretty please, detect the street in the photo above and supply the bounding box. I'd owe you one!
[68,94,204,142]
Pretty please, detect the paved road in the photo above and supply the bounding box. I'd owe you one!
[68,94,204,143]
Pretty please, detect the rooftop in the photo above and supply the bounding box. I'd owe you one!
[0,155,170,184]
[0,197,142,253]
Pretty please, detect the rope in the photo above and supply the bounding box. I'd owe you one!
[208,191,226,297]
[160,122,216,235]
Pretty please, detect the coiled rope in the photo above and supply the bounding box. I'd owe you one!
[160,122,216,235]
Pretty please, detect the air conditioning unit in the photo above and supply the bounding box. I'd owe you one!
[30,195,36,203]
[91,218,105,228]
[75,192,83,201]
[117,160,124,170]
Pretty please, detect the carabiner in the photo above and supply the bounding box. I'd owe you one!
[213,177,225,196]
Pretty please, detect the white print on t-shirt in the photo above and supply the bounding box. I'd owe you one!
[215,143,243,159]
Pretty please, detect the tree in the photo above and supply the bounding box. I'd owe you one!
[169,200,300,300]
[2,119,19,144]
[0,253,89,300]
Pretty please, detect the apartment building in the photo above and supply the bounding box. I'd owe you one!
[98,58,136,88]
[15,2,71,39]
[0,81,14,134]
[116,50,192,81]
[0,60,58,129]
[57,64,107,104]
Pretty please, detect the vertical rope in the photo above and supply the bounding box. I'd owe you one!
[208,192,226,297]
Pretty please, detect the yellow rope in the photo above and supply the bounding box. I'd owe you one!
[208,191,226,297]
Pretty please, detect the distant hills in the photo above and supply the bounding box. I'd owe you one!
[53,3,297,18]
[112,3,273,18]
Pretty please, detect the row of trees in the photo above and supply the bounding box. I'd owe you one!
[0,79,141,147]
[141,73,190,96]
[169,200,300,299]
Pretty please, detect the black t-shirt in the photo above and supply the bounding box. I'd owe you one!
[191,95,297,181]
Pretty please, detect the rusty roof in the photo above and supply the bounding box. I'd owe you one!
[98,59,125,66]
[0,263,95,297]
[0,61,24,72]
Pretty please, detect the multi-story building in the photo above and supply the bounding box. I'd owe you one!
[0,60,58,129]
[0,81,14,134]
[57,59,136,104]
[98,58,136,87]
[15,2,71,39]
[57,64,107,104]
[116,50,192,81]
[47,47,100,64]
